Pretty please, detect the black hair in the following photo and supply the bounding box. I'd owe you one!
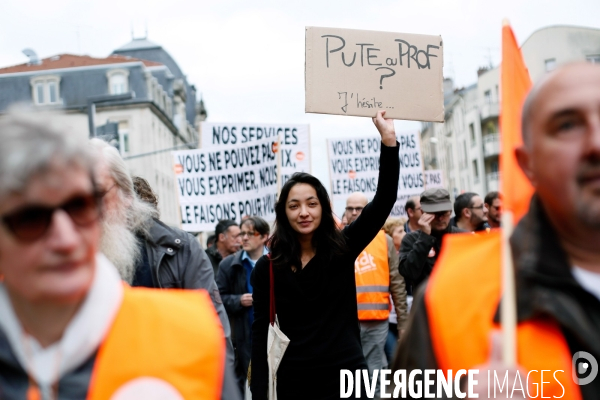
[485,191,501,206]
[206,234,216,248]
[269,172,347,269]
[215,219,238,241]
[405,197,416,213]
[241,216,271,236]
[453,192,478,222]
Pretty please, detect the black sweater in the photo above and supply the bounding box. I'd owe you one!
[250,142,400,400]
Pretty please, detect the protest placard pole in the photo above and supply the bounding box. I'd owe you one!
[501,212,517,366]
[275,138,282,198]
[499,19,533,366]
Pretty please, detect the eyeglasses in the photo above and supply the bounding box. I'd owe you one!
[239,231,260,238]
[432,210,451,218]
[345,206,364,213]
[0,193,102,242]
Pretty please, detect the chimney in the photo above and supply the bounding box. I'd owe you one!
[443,78,454,98]
[22,49,41,65]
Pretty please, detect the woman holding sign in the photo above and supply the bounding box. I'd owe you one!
[250,110,399,399]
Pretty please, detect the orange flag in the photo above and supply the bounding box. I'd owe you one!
[500,22,534,223]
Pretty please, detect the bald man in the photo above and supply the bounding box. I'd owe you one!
[391,62,600,398]
[345,193,407,396]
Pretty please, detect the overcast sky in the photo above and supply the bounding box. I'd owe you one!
[2,0,599,212]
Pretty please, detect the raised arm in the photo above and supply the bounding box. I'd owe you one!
[344,110,400,256]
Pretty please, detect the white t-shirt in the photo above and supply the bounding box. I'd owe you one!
[572,265,600,301]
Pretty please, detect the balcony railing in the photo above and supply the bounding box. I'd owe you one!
[486,171,501,192]
[480,102,499,121]
[483,133,500,158]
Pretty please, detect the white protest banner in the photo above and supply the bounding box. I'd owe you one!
[328,132,423,218]
[305,26,444,122]
[424,169,444,189]
[173,137,277,232]
[200,122,311,185]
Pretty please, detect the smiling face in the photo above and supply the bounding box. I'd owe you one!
[518,63,600,231]
[285,183,322,239]
[0,163,99,304]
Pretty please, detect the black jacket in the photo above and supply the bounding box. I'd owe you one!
[399,225,466,294]
[140,219,240,400]
[393,197,600,399]
[207,245,224,275]
[216,251,253,392]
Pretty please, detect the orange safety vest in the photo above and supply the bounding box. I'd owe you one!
[86,286,225,400]
[426,231,582,399]
[355,230,390,321]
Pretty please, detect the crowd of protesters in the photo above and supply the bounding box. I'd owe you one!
[1,61,600,400]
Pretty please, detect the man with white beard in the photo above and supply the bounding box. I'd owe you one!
[90,139,239,400]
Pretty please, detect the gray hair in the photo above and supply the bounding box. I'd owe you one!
[0,108,95,200]
[90,138,158,237]
[90,138,136,200]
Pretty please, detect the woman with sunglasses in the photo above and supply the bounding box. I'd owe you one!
[0,111,233,399]
[250,110,399,400]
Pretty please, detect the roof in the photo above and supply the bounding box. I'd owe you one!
[0,54,162,75]
[114,38,162,52]
[521,24,600,48]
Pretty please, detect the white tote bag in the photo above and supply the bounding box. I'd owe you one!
[266,255,290,400]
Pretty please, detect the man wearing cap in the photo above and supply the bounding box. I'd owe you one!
[399,188,466,295]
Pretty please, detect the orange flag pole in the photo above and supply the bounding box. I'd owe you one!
[500,19,533,365]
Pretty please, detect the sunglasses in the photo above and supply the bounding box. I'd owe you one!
[0,193,102,242]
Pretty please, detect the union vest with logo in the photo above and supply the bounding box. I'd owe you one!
[355,230,390,321]
[426,231,581,399]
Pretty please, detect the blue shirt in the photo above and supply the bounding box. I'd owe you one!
[242,247,269,328]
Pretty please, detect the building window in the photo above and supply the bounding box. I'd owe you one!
[30,76,61,105]
[35,83,44,104]
[587,55,600,64]
[484,90,492,105]
[484,121,497,135]
[491,160,499,173]
[469,123,476,147]
[473,160,479,183]
[462,141,468,170]
[118,121,130,155]
[107,69,129,95]
[545,58,557,72]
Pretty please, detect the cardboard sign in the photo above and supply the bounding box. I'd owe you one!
[328,132,424,218]
[305,26,444,122]
[200,122,311,185]
[173,137,277,232]
[424,169,444,189]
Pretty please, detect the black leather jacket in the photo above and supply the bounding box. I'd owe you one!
[141,218,240,400]
[399,224,466,294]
